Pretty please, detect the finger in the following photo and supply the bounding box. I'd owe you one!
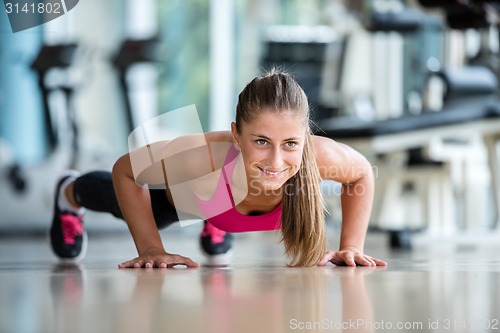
[154,259,169,269]
[118,261,133,269]
[345,253,356,267]
[167,255,199,268]
[154,259,167,268]
[365,256,378,267]
[354,255,374,267]
[179,256,199,268]
[145,260,154,269]
[185,259,200,268]
[373,258,388,266]
[329,252,348,266]
[121,260,139,269]
[317,251,335,266]
[166,260,199,268]
[358,254,377,266]
[134,260,144,268]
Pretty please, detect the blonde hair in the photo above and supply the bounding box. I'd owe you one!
[236,69,327,267]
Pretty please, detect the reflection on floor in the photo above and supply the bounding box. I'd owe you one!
[0,230,499,333]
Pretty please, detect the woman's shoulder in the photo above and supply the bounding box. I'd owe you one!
[311,135,362,163]
[311,135,340,157]
[168,131,234,177]
[311,134,372,182]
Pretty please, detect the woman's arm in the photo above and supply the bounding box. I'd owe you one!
[112,153,199,268]
[312,136,387,267]
[113,131,233,268]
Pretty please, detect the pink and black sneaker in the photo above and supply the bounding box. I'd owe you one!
[50,172,87,262]
[200,221,233,266]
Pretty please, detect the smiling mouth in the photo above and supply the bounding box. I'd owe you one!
[258,167,286,177]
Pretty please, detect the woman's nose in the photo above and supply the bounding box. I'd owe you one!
[267,147,284,169]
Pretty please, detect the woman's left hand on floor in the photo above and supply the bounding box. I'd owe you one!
[317,246,387,267]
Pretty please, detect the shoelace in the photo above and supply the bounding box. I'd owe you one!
[202,222,226,244]
[60,213,84,245]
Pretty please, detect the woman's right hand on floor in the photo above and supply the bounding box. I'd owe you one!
[118,248,199,269]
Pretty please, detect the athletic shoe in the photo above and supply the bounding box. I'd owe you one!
[200,221,233,266]
[50,171,87,262]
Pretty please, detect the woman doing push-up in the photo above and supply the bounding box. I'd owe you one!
[49,69,387,268]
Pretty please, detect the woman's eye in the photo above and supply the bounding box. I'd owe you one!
[256,139,267,146]
[285,141,297,148]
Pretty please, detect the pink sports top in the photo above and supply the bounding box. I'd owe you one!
[195,145,282,233]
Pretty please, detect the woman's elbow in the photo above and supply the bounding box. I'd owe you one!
[112,153,132,179]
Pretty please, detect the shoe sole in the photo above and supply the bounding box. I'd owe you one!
[199,245,233,267]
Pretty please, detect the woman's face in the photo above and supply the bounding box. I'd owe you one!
[232,110,306,195]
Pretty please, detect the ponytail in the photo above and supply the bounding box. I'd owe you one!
[281,129,326,267]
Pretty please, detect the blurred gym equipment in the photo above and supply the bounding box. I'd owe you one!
[111,37,161,135]
[0,43,84,233]
[316,0,500,248]
[31,43,79,163]
[261,25,341,122]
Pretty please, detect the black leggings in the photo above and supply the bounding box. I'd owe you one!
[73,171,179,229]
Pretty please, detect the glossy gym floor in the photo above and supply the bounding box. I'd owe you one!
[1,225,499,333]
